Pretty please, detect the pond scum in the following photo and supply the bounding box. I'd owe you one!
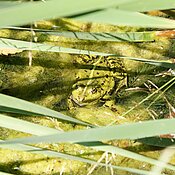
[0,18,175,174]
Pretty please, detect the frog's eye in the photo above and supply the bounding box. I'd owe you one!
[91,88,97,94]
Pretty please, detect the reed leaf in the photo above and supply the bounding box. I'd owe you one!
[41,31,155,42]
[0,1,20,9]
[4,27,155,42]
[75,9,175,29]
[1,38,175,70]
[116,0,175,12]
[0,114,174,171]
[0,0,175,28]
[2,118,175,145]
[117,56,175,70]
[0,0,135,28]
[0,93,89,126]
[0,114,58,135]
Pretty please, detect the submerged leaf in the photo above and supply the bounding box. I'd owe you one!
[5,27,155,42]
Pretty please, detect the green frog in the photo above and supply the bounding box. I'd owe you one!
[69,55,127,107]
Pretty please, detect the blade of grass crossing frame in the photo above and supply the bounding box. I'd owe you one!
[0,94,89,126]
[1,38,175,70]
[0,1,21,9]
[3,27,155,42]
[74,9,175,29]
[0,114,59,135]
[44,31,155,42]
[116,0,175,12]
[0,0,136,28]
[3,119,175,146]
[0,0,175,28]
[0,114,174,170]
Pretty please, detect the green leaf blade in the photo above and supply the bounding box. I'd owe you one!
[75,9,175,28]
[0,93,89,126]
[3,118,175,144]
[116,0,175,12]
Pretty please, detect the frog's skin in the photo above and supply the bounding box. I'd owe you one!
[69,55,126,107]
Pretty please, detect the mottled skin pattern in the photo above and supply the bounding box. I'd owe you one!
[69,55,126,107]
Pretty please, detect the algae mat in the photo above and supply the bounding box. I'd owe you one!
[0,19,175,174]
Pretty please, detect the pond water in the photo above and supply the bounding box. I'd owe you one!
[0,20,175,174]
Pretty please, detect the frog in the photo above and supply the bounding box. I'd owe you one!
[68,55,127,107]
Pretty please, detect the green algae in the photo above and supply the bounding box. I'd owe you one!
[0,19,175,174]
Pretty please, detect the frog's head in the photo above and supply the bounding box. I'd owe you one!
[72,85,102,105]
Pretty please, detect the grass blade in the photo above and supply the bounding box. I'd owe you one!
[0,114,58,135]
[3,118,175,145]
[0,38,105,55]
[0,93,89,126]
[75,9,175,28]
[0,0,174,29]
[43,31,155,42]
[117,56,175,69]
[4,27,155,42]
[88,143,175,171]
[1,38,175,70]
[116,0,175,12]
[0,0,133,28]
[1,114,174,170]
[0,1,20,9]
[150,147,175,175]
[1,37,175,70]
